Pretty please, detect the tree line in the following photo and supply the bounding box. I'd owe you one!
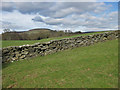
[2,29,82,40]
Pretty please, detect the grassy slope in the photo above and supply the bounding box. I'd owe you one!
[2,39,118,88]
[2,31,110,48]
[25,29,51,34]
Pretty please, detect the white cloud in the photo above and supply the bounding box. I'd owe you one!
[1,10,69,33]
[1,0,97,2]
[52,7,80,18]
[2,0,119,2]
[1,10,40,32]
[1,2,112,18]
[1,2,118,34]
[49,2,108,18]
[32,10,118,31]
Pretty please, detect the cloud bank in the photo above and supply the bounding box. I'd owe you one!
[0,2,118,33]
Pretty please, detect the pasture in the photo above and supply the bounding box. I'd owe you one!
[2,31,110,48]
[2,39,118,88]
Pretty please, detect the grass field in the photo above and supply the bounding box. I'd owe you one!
[2,31,110,48]
[2,39,118,88]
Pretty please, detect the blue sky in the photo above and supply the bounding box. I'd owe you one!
[0,2,118,33]
[105,2,118,11]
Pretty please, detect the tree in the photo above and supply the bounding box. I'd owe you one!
[3,29,11,33]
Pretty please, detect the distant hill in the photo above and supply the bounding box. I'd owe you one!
[2,28,117,40]
[2,28,77,40]
[29,28,51,31]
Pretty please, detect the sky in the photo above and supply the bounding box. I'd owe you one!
[0,1,119,33]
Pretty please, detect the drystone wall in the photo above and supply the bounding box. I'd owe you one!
[2,31,119,63]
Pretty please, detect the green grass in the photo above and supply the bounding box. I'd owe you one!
[2,39,118,88]
[2,31,110,48]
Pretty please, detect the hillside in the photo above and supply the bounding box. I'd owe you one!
[2,28,78,40]
[2,39,118,88]
[2,31,118,88]
[2,31,112,48]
